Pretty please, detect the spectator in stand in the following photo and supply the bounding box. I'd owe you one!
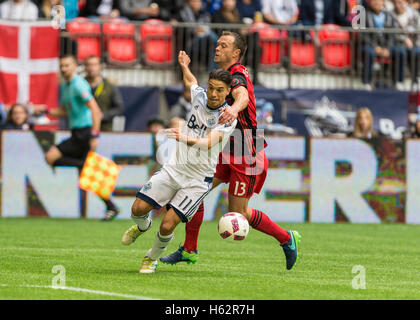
[177,0,218,70]
[2,103,31,130]
[119,0,175,21]
[332,0,352,26]
[205,0,222,14]
[79,0,121,19]
[119,0,159,20]
[84,56,124,132]
[236,0,262,23]
[408,0,420,12]
[0,0,38,20]
[38,0,61,18]
[348,107,378,139]
[261,0,299,26]
[62,0,78,20]
[392,0,420,85]
[211,0,241,25]
[170,87,192,120]
[156,0,185,21]
[299,0,335,26]
[360,0,406,90]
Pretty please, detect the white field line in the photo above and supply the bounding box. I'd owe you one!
[0,284,159,300]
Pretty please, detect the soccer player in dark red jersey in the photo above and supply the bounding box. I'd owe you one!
[160,31,301,270]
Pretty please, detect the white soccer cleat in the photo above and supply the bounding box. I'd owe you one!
[121,223,151,245]
[139,256,158,274]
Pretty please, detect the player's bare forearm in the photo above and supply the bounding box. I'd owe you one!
[178,51,198,90]
[185,131,223,149]
[231,86,249,113]
[219,86,249,125]
[165,128,223,149]
[86,98,103,131]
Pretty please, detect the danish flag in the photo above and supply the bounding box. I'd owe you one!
[0,21,59,109]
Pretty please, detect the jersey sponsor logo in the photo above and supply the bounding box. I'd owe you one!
[187,114,207,136]
[194,105,199,110]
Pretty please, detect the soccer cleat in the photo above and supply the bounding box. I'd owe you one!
[102,208,120,221]
[121,222,151,245]
[159,246,198,265]
[281,230,301,270]
[139,256,158,274]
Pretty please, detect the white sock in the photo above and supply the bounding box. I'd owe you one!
[149,231,174,261]
[131,213,151,232]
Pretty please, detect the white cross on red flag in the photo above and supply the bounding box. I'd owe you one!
[0,21,59,110]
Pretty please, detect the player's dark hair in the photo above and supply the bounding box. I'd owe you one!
[60,54,77,63]
[208,68,233,87]
[84,55,102,64]
[222,30,247,61]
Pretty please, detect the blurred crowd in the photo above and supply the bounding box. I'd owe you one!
[1,0,420,138]
[0,0,417,27]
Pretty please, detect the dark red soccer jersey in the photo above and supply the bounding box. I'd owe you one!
[227,62,257,129]
[222,62,267,176]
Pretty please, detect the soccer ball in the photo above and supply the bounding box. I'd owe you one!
[218,212,249,241]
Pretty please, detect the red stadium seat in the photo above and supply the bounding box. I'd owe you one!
[103,22,137,65]
[318,24,351,70]
[139,19,173,66]
[67,18,101,62]
[290,41,316,68]
[250,22,287,67]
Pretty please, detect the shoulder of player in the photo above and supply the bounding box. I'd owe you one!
[191,86,207,106]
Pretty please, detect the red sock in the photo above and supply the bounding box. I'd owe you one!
[250,209,290,244]
[183,201,204,252]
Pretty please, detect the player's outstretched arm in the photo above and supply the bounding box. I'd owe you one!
[218,86,249,126]
[178,51,198,91]
[164,128,224,150]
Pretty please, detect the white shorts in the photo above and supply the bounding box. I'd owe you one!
[136,168,213,222]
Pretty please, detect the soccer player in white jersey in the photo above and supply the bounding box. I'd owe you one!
[121,51,237,274]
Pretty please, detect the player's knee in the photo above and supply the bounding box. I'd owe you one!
[131,200,148,217]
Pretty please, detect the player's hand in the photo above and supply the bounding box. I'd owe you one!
[163,128,180,139]
[218,106,238,126]
[89,137,99,151]
[178,51,191,68]
[164,128,189,143]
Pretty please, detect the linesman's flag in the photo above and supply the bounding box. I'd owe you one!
[79,152,121,200]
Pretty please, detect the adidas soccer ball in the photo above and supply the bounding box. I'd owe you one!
[218,212,249,241]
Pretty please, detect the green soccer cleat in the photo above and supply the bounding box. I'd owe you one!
[121,222,151,245]
[281,230,301,270]
[160,246,198,265]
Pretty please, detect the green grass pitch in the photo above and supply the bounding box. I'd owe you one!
[1,218,420,300]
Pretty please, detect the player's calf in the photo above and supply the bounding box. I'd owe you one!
[121,199,153,245]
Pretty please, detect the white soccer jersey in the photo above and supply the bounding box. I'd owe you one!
[164,84,237,181]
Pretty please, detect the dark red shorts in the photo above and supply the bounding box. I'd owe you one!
[214,152,268,198]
